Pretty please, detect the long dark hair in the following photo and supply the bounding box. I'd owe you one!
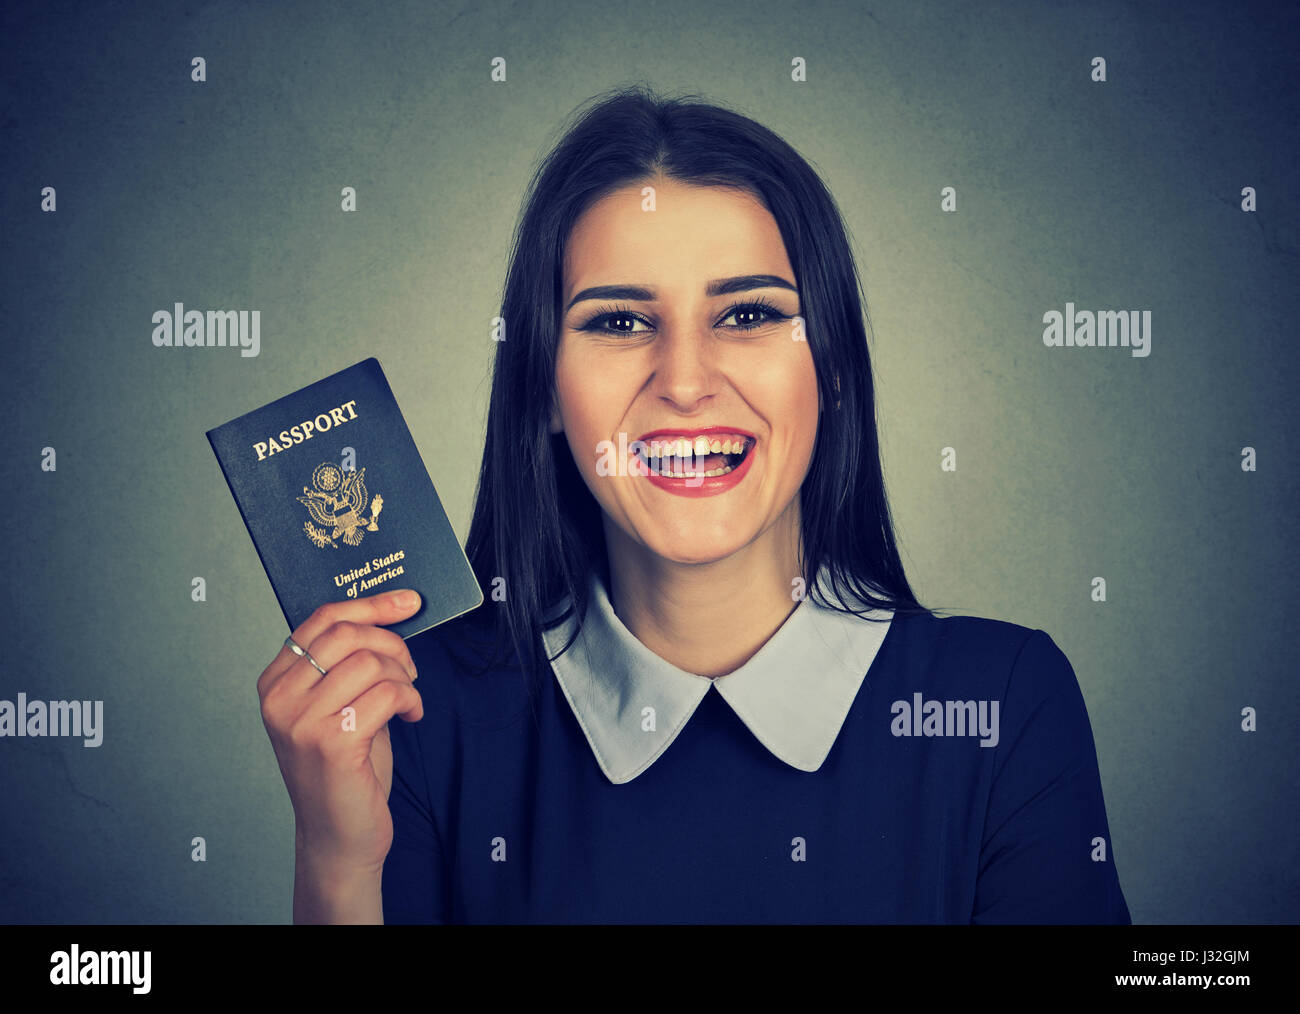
[456,83,936,706]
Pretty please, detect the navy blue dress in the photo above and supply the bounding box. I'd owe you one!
[382,571,1131,924]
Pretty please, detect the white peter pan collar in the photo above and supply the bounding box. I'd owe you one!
[541,565,894,785]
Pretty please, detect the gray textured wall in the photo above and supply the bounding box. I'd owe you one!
[2,0,1296,923]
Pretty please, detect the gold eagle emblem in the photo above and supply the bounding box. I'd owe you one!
[298,462,384,548]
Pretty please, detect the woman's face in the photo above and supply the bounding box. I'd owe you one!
[553,177,821,567]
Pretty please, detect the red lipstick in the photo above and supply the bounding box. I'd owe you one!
[632,426,757,499]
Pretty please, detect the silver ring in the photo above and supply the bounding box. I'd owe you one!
[284,635,328,677]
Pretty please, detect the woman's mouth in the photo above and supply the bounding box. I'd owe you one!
[633,433,754,478]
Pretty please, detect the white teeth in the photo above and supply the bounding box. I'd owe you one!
[655,462,736,478]
[643,435,748,455]
[636,434,752,477]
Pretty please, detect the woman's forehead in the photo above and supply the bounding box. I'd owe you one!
[563,184,790,299]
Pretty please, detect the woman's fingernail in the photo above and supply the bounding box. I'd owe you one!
[394,590,419,608]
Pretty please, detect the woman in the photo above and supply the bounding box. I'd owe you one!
[258,85,1132,924]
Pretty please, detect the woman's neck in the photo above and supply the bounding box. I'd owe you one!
[601,505,805,678]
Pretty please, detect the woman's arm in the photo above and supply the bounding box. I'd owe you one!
[972,630,1132,924]
[294,833,385,924]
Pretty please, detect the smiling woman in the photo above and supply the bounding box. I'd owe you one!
[281,84,1131,925]
[467,92,930,683]
[551,179,824,631]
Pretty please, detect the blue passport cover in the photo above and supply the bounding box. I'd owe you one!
[206,357,483,639]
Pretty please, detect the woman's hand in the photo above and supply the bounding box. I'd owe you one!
[257,588,424,913]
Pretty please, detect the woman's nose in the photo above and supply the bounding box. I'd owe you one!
[649,325,720,411]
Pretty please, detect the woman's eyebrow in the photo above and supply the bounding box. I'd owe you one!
[564,274,797,313]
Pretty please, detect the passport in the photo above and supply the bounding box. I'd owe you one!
[206,357,483,639]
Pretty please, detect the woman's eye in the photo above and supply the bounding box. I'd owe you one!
[583,302,787,335]
[721,304,784,330]
[596,312,650,334]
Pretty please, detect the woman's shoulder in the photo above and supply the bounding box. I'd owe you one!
[886,606,1038,656]
[814,575,1047,674]
[883,607,1079,701]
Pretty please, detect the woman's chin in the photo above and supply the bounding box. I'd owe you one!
[636,531,754,567]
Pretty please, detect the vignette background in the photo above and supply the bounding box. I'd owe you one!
[2,0,1297,922]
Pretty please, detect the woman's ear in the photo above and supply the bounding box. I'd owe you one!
[549,403,563,433]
